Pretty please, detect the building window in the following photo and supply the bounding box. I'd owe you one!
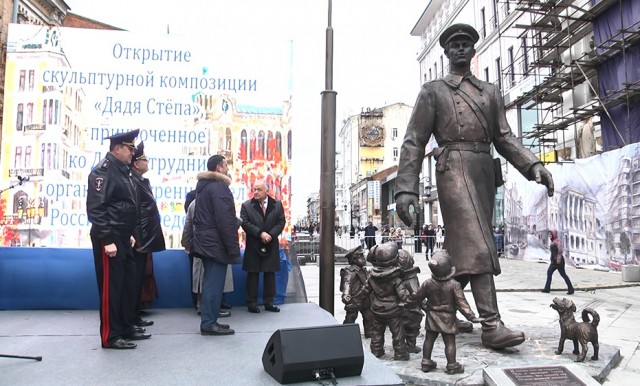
[14,146,22,169]
[495,57,502,90]
[16,104,23,131]
[393,147,399,159]
[481,8,486,38]
[508,46,515,86]
[28,70,35,91]
[42,99,47,126]
[24,146,31,169]
[392,127,398,139]
[484,67,490,82]
[521,38,529,74]
[429,68,432,81]
[434,62,438,79]
[440,55,444,77]
[492,0,499,27]
[26,103,33,125]
[19,70,25,91]
[258,130,265,158]
[518,104,538,153]
[225,127,232,151]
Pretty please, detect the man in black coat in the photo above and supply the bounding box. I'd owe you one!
[130,142,165,325]
[86,129,149,349]
[191,155,240,335]
[364,222,378,250]
[241,179,286,313]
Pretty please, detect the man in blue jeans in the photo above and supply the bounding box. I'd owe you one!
[191,155,240,335]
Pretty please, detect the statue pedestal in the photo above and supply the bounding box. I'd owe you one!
[377,325,620,386]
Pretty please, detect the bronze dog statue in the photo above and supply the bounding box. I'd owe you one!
[550,297,599,362]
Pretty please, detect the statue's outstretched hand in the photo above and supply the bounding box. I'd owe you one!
[531,163,554,197]
[395,193,419,227]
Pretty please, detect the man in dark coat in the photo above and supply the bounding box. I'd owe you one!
[364,222,378,250]
[395,24,554,349]
[192,155,240,335]
[130,141,165,324]
[241,178,286,313]
[86,129,149,349]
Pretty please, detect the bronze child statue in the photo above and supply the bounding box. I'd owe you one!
[550,297,599,362]
[398,249,424,354]
[340,245,374,338]
[410,250,482,374]
[361,242,411,360]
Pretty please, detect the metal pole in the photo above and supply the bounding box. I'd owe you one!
[319,0,336,314]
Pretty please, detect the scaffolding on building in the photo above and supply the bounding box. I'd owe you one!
[500,0,640,159]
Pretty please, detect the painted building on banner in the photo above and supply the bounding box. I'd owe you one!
[606,149,640,264]
[0,25,294,248]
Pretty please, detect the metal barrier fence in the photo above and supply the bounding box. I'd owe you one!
[293,235,440,264]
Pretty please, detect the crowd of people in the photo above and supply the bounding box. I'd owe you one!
[87,129,286,348]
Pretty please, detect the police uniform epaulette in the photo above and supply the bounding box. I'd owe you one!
[101,159,111,169]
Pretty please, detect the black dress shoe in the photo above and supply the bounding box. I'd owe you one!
[134,327,146,333]
[201,324,235,335]
[215,322,229,329]
[123,332,152,340]
[248,306,260,313]
[103,338,137,349]
[136,319,154,327]
[218,311,231,318]
[264,305,280,312]
[220,302,232,310]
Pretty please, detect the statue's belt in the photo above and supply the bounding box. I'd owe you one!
[434,141,491,172]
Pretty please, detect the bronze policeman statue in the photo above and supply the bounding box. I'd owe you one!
[395,23,554,349]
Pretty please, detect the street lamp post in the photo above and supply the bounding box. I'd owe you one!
[319,0,336,314]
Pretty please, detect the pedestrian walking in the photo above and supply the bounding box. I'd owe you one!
[542,229,574,295]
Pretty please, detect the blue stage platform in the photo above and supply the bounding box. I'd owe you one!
[0,247,303,310]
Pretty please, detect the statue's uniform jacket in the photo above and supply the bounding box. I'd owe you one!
[396,74,541,276]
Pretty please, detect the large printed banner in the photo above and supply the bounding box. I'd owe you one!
[0,24,293,248]
[502,142,640,271]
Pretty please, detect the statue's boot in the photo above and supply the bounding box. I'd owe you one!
[394,352,410,361]
[406,337,421,353]
[457,319,473,333]
[467,274,525,349]
[446,362,464,374]
[481,321,525,349]
[421,359,437,372]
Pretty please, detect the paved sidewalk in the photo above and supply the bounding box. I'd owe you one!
[301,252,640,385]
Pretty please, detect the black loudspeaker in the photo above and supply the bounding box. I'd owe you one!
[262,324,364,384]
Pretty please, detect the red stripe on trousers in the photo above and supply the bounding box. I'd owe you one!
[100,243,111,347]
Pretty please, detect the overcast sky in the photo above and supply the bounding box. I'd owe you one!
[63,0,425,219]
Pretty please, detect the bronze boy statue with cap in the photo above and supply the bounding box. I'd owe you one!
[395,23,554,349]
[410,250,482,374]
[361,242,411,361]
[397,249,424,354]
[340,245,374,338]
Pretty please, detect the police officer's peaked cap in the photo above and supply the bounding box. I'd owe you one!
[106,129,140,149]
[132,141,146,162]
[344,245,363,263]
[439,23,480,48]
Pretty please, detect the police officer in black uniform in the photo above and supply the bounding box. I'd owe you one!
[130,141,165,325]
[87,129,151,350]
